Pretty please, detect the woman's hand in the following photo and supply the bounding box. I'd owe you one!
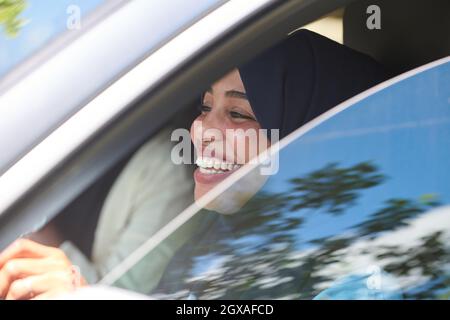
[0,238,86,300]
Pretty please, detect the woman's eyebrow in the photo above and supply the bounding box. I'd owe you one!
[225,90,247,100]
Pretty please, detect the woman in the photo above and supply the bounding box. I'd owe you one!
[0,30,388,299]
[191,29,388,211]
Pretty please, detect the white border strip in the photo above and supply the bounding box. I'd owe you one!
[100,55,450,285]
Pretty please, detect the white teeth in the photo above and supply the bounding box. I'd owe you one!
[199,167,226,174]
[196,157,242,174]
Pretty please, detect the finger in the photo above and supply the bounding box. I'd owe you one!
[6,271,74,300]
[0,258,68,298]
[0,239,63,269]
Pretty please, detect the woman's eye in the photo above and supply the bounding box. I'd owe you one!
[230,111,254,120]
[199,105,211,113]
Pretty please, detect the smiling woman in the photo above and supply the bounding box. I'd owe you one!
[191,69,270,203]
[190,29,388,214]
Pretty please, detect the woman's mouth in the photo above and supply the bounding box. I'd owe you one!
[194,157,242,184]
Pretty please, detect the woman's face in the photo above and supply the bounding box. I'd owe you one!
[190,69,270,204]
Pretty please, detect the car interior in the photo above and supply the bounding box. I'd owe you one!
[343,0,450,74]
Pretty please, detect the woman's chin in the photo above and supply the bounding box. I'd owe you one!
[194,167,243,214]
[193,165,269,215]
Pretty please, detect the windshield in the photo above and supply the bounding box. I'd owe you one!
[0,0,106,79]
[101,58,450,299]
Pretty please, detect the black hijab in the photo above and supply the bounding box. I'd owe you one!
[239,29,389,139]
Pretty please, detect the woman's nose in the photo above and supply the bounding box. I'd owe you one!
[201,135,214,147]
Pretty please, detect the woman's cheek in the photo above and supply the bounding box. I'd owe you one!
[229,123,263,164]
[190,118,203,149]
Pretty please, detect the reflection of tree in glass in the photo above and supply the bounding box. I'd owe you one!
[355,195,441,238]
[157,161,387,299]
[374,231,450,299]
[288,162,384,214]
[155,162,449,300]
[0,0,27,37]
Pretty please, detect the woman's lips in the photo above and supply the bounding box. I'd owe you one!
[194,167,237,184]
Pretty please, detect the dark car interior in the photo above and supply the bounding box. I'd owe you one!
[344,0,450,75]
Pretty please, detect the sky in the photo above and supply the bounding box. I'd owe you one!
[261,61,450,244]
[0,0,104,78]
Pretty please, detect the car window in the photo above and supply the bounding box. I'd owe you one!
[0,0,106,79]
[101,58,450,299]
